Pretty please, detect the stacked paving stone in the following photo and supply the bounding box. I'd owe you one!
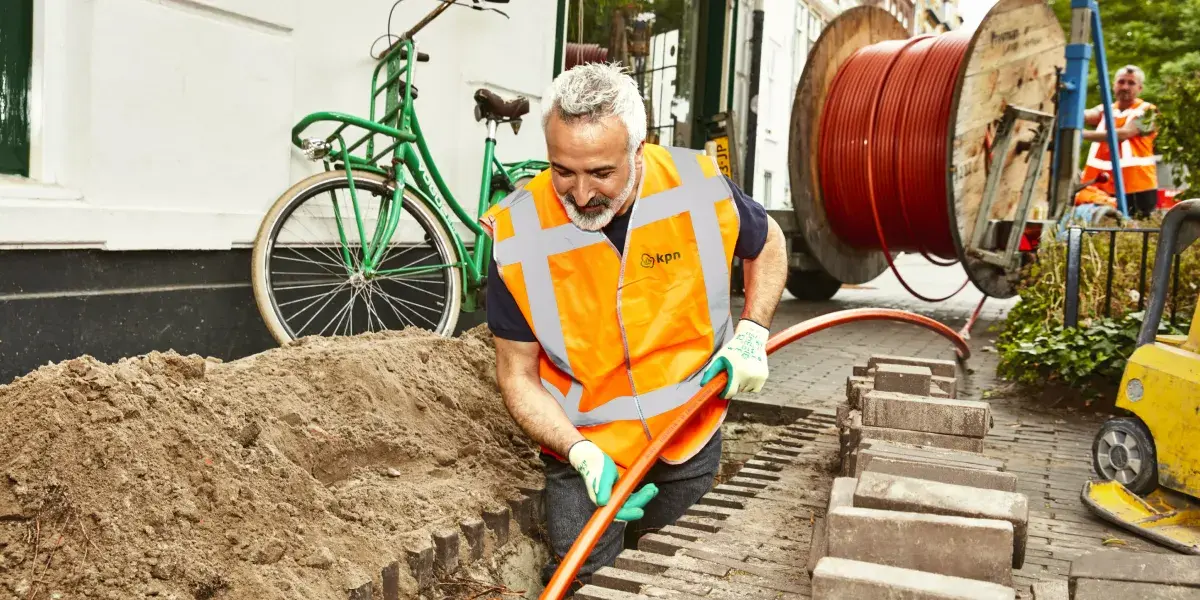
[1031,550,1200,599]
[811,355,1031,599]
[560,352,1180,600]
[346,486,547,599]
[839,354,992,466]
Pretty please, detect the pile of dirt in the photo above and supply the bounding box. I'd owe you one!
[0,325,542,600]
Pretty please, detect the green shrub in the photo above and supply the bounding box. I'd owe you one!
[996,217,1198,386]
[996,311,1182,385]
[1157,54,1200,191]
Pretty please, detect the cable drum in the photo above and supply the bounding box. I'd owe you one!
[818,31,973,300]
[788,0,1067,300]
[874,37,940,258]
[565,43,609,71]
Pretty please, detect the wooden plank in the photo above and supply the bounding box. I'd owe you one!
[965,25,1062,77]
[946,0,1065,298]
[953,54,1063,224]
[955,52,1062,131]
[952,125,1053,222]
[382,561,400,600]
[975,0,1045,15]
[951,12,1063,170]
[788,5,907,284]
[348,581,372,600]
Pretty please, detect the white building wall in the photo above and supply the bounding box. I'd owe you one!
[728,0,754,182]
[4,0,555,250]
[744,0,830,210]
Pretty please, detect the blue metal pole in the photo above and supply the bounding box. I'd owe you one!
[1049,72,1063,200]
[1055,0,1094,220]
[1089,0,1128,216]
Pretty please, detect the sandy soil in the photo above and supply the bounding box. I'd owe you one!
[0,325,543,600]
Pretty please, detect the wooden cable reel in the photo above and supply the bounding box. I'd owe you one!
[787,0,1067,299]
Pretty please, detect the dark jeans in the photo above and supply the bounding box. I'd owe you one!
[1129,189,1158,219]
[539,429,723,592]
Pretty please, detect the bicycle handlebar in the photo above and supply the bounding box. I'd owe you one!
[377,0,508,63]
[375,0,455,63]
[402,0,455,43]
[400,48,431,62]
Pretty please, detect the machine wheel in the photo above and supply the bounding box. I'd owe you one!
[785,269,843,301]
[1092,417,1159,496]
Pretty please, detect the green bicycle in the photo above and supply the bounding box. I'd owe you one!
[251,0,547,344]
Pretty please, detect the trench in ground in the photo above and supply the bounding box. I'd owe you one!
[424,419,785,599]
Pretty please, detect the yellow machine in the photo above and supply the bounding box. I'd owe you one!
[1083,199,1200,554]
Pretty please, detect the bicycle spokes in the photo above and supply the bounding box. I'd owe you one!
[266,182,452,337]
[364,183,407,272]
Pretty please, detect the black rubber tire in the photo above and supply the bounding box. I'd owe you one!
[251,170,461,344]
[785,269,843,301]
[1091,416,1158,496]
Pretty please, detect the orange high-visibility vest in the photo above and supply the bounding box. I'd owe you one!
[1080,99,1159,196]
[479,143,742,469]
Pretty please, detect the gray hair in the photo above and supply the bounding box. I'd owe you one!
[1117,65,1145,85]
[542,62,647,153]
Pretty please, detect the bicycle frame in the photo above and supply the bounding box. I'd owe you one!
[289,35,546,311]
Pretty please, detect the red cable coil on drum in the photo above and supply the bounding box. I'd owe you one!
[565,43,610,71]
[818,30,973,301]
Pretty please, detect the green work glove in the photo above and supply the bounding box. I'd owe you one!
[567,440,659,522]
[1132,107,1157,135]
[701,319,770,399]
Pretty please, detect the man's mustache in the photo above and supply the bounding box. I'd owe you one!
[565,194,613,209]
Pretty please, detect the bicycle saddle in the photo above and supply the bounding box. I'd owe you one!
[474,88,530,122]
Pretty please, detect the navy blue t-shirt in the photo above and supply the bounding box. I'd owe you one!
[486,175,769,342]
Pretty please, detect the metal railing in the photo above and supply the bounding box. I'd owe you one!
[1063,225,1185,328]
[633,60,678,146]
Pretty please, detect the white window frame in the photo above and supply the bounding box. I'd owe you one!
[13,0,78,199]
[793,2,809,84]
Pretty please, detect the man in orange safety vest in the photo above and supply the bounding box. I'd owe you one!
[479,62,788,591]
[1074,65,1160,219]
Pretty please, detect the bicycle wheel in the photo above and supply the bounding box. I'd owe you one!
[252,170,462,344]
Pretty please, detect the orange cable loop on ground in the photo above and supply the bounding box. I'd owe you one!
[540,308,971,599]
[818,30,974,302]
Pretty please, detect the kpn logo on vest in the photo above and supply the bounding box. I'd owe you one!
[640,251,683,269]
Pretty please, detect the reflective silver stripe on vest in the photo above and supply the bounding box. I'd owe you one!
[491,147,738,428]
[547,376,708,427]
[492,190,604,378]
[660,146,736,353]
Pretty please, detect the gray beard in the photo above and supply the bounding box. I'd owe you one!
[560,154,639,232]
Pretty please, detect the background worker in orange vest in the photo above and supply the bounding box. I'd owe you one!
[1074,65,1160,219]
[481,63,788,591]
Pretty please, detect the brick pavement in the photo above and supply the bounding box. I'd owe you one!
[577,412,841,600]
[576,258,1169,599]
[749,256,1016,411]
[983,399,1172,597]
